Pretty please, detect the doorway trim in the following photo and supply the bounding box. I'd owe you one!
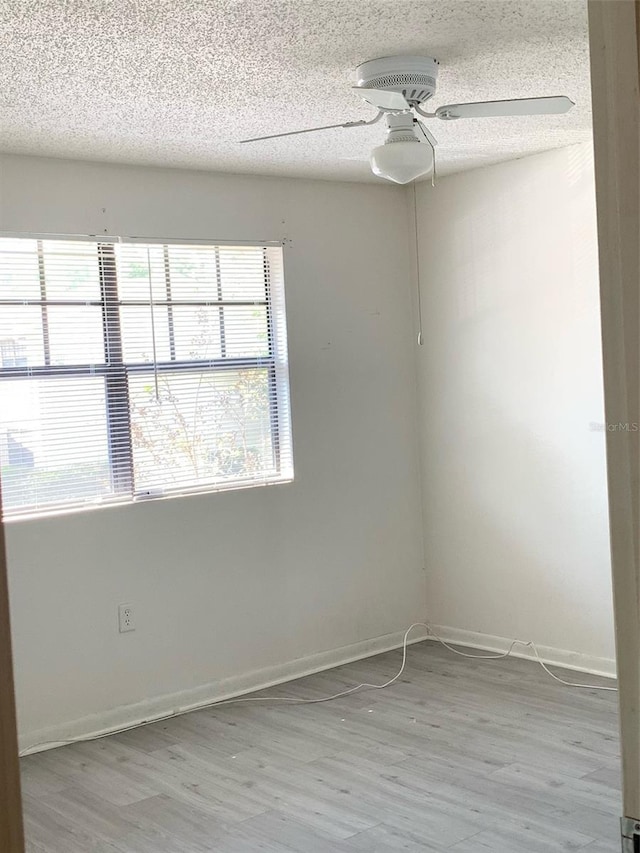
[588,0,640,840]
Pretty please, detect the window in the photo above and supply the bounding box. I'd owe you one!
[0,237,293,518]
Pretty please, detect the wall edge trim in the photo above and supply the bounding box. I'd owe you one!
[20,622,616,755]
[431,624,617,679]
[19,627,430,754]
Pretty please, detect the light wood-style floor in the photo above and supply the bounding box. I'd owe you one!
[20,641,620,852]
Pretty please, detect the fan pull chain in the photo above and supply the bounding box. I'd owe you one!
[412,182,424,347]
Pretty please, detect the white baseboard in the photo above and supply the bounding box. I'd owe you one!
[429,624,617,680]
[19,626,430,756]
[19,623,616,756]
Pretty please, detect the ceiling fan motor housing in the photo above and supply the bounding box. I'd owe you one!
[384,113,420,143]
[355,55,439,105]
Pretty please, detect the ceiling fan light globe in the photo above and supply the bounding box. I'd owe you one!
[370,141,433,184]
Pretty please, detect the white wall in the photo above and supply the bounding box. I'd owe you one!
[414,143,614,670]
[0,155,426,746]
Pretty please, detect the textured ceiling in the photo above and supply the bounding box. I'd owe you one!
[0,0,592,181]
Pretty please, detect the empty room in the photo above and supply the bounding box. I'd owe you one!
[0,1,637,851]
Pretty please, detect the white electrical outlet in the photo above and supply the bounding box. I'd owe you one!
[118,603,135,633]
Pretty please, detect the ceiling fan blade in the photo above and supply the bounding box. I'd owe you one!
[435,95,575,120]
[239,119,370,143]
[352,86,410,111]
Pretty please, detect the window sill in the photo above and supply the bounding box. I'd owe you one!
[4,474,295,523]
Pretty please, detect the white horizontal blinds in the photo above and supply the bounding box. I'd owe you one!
[117,241,290,496]
[0,239,117,514]
[0,236,292,517]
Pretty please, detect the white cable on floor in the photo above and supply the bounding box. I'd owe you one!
[422,624,618,691]
[19,621,617,756]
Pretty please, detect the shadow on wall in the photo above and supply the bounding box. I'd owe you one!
[418,143,613,660]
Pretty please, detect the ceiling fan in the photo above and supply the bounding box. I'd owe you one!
[240,55,575,184]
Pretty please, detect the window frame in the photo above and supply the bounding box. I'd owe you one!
[0,234,291,518]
